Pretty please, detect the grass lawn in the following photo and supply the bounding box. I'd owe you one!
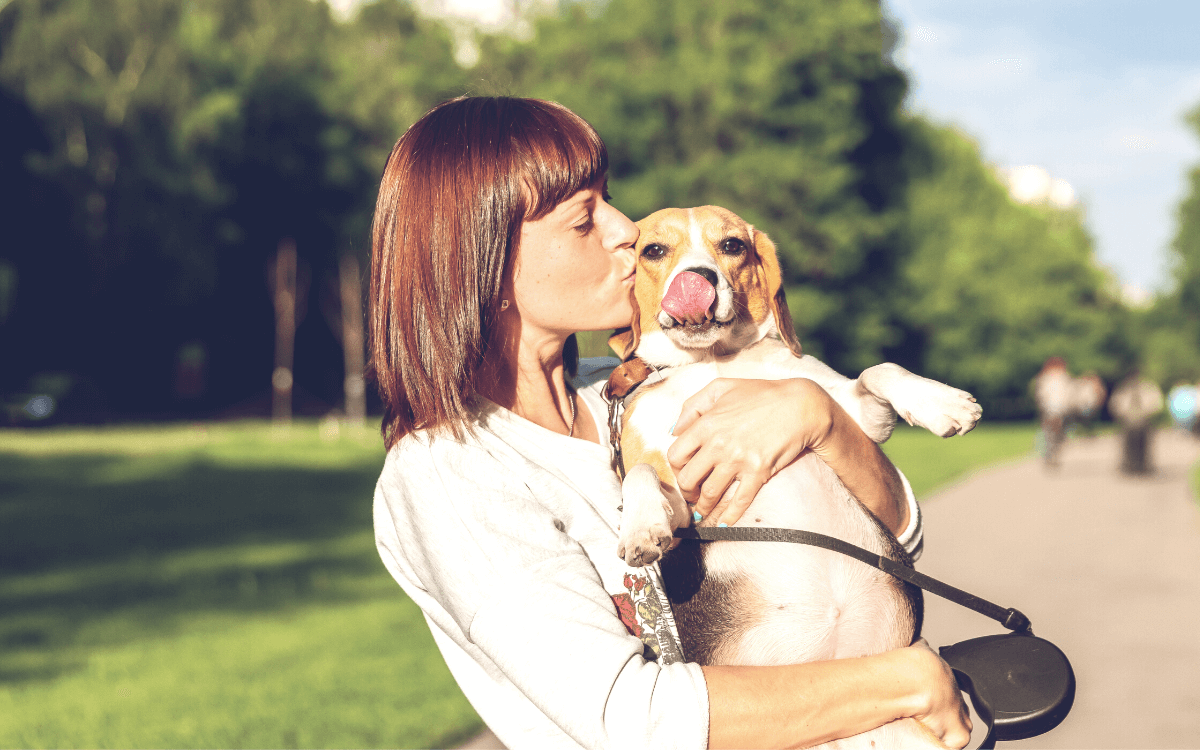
[0,421,480,750]
[0,419,1037,748]
[881,422,1039,498]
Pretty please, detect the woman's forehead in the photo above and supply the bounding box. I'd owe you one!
[543,181,605,218]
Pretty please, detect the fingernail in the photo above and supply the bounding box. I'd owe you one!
[670,421,676,434]
[693,511,702,522]
[718,522,728,528]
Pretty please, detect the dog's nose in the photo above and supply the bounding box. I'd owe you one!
[683,267,719,288]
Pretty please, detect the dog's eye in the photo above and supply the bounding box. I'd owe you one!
[720,238,746,255]
[641,243,667,260]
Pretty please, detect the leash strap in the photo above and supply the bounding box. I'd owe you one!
[673,526,1032,633]
[603,358,658,479]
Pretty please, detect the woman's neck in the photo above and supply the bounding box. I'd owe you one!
[477,331,576,436]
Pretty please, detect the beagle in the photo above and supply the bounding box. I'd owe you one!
[610,206,982,749]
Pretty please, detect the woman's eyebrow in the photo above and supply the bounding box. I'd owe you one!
[564,192,597,217]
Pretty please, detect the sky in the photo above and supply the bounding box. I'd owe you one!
[884,0,1200,297]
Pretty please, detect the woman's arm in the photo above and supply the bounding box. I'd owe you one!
[705,642,972,749]
[666,377,908,531]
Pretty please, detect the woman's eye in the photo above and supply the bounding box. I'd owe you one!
[574,218,595,235]
[720,238,746,255]
[641,243,667,259]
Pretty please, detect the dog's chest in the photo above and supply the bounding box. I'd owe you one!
[624,350,803,448]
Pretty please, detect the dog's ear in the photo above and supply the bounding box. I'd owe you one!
[752,228,803,357]
[608,287,642,360]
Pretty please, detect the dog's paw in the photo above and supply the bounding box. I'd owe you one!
[616,522,673,567]
[897,381,983,437]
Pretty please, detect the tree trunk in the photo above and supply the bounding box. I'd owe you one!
[272,238,297,423]
[339,253,366,425]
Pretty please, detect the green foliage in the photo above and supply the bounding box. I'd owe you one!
[479,0,916,371]
[0,0,465,414]
[0,0,1144,416]
[898,121,1134,410]
[1142,104,1200,387]
[0,421,482,749]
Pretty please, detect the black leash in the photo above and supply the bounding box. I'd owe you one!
[673,526,1033,634]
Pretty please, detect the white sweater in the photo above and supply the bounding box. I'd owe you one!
[374,358,922,750]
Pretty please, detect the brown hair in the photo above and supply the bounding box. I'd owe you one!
[368,97,608,448]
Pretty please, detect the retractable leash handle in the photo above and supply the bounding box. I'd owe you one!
[940,633,1075,749]
[674,527,1076,747]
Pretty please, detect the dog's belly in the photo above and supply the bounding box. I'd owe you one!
[661,452,921,667]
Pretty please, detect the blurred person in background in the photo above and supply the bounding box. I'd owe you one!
[1109,369,1164,475]
[1069,373,1107,437]
[1033,357,1073,467]
[367,96,970,750]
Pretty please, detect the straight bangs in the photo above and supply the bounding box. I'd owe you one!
[368,97,607,448]
[512,102,609,222]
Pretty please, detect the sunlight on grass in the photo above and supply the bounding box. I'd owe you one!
[882,422,1038,499]
[0,419,1039,748]
[0,599,480,749]
[0,420,480,749]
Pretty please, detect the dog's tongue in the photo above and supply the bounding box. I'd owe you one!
[661,271,716,325]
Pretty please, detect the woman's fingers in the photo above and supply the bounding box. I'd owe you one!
[668,378,807,524]
[666,424,705,475]
[710,469,770,527]
[671,378,741,436]
[691,463,739,519]
[907,641,973,749]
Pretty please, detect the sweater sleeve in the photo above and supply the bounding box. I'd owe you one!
[895,469,923,560]
[374,440,709,750]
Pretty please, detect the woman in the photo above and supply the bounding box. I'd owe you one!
[369,96,970,749]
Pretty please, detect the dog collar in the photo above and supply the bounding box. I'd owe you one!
[604,357,658,402]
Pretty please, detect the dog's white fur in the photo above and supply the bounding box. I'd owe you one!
[612,206,981,749]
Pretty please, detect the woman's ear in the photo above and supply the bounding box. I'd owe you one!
[607,288,642,360]
[752,229,803,357]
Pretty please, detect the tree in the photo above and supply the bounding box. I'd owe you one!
[897,120,1133,412]
[478,0,918,372]
[0,0,463,418]
[1141,103,1200,387]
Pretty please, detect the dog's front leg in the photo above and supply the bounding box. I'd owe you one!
[617,462,689,567]
[857,362,982,438]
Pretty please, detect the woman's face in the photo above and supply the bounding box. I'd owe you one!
[511,180,639,335]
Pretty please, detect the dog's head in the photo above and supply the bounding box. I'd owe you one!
[609,206,801,365]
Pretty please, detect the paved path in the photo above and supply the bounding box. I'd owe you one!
[918,428,1200,748]
[460,429,1200,749]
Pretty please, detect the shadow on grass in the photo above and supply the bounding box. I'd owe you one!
[0,450,389,685]
[0,452,379,570]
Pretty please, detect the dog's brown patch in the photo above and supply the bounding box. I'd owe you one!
[660,542,764,665]
[619,382,680,495]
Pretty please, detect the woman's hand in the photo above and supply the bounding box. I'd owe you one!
[901,640,974,748]
[704,640,973,749]
[666,377,908,534]
[666,378,836,526]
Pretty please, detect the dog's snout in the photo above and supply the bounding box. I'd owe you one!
[684,267,719,288]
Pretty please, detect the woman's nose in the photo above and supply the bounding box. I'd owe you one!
[601,202,639,252]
